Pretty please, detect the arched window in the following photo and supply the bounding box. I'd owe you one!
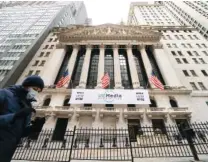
[169,97,178,107]
[63,98,70,106]
[150,97,157,107]
[43,97,51,106]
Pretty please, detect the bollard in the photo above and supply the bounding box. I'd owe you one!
[183,128,199,161]
[100,138,104,147]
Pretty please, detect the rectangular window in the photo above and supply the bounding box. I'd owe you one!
[201,70,208,76]
[48,38,53,42]
[206,101,208,106]
[193,35,199,40]
[190,70,197,76]
[27,70,33,76]
[182,58,189,64]
[196,44,201,48]
[198,82,207,90]
[199,58,206,64]
[187,51,193,56]
[35,70,40,75]
[172,44,178,48]
[39,52,44,57]
[192,58,199,64]
[187,44,192,48]
[202,44,207,48]
[181,43,187,48]
[188,35,193,40]
[202,51,208,56]
[193,51,200,56]
[166,35,172,39]
[180,35,185,39]
[171,51,176,56]
[45,52,50,57]
[166,44,171,48]
[183,70,189,76]
[39,60,46,66]
[175,35,180,40]
[32,60,39,66]
[176,58,182,64]
[43,45,49,49]
[177,51,183,56]
[190,82,198,90]
[49,45,54,49]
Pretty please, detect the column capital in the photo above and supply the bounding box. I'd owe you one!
[113,44,118,49]
[153,43,163,49]
[138,44,146,50]
[100,44,105,48]
[86,44,92,49]
[73,44,80,49]
[56,43,65,49]
[127,43,132,49]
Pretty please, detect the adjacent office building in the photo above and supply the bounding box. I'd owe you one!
[156,1,208,39]
[0,1,88,88]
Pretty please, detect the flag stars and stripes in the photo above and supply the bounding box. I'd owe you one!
[149,70,164,90]
[101,73,110,89]
[56,69,70,88]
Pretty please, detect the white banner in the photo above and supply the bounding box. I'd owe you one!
[69,89,150,104]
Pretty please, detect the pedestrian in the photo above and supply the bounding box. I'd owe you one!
[0,75,44,162]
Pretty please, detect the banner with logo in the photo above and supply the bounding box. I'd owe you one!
[69,89,150,104]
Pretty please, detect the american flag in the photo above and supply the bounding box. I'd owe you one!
[149,70,164,90]
[56,69,70,88]
[101,73,110,88]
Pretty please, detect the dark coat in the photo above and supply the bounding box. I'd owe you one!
[0,85,33,162]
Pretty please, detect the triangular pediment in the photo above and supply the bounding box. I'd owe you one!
[57,24,162,42]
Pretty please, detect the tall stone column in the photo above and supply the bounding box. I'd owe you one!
[153,44,182,87]
[96,44,105,88]
[77,45,92,88]
[41,44,66,86]
[64,45,79,88]
[113,44,123,88]
[139,45,156,88]
[126,44,140,89]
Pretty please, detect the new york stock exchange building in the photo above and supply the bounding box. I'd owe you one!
[14,24,208,162]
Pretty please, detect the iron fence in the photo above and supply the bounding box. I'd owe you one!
[12,122,208,161]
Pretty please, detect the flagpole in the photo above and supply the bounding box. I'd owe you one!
[70,79,73,89]
[145,81,149,89]
[109,74,110,89]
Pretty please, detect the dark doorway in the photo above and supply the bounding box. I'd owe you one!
[175,119,190,138]
[52,118,68,141]
[28,117,45,140]
[152,119,166,134]
[128,119,142,142]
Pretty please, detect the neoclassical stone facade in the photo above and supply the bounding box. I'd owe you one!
[17,24,198,132]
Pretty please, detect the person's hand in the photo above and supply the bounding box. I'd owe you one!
[13,108,36,120]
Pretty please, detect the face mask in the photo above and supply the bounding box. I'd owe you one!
[27,88,38,100]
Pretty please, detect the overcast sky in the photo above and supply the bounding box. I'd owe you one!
[83,0,155,25]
